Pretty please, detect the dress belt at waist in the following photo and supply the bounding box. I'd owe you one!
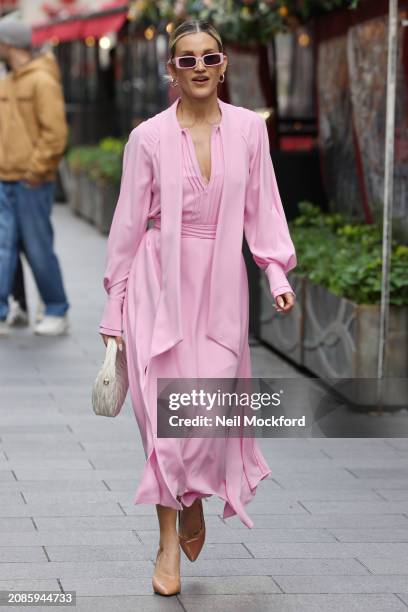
[150,216,217,239]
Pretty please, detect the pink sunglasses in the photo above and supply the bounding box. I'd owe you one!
[168,52,225,70]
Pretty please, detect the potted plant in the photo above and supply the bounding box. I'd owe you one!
[66,146,100,220]
[66,138,125,233]
[91,138,125,235]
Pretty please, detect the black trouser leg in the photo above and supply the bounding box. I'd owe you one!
[11,251,27,312]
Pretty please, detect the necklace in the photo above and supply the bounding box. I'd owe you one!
[178,100,221,129]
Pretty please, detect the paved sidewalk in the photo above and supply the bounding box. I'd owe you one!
[0,205,407,612]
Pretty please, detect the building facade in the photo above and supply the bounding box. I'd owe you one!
[21,0,103,25]
[0,0,19,17]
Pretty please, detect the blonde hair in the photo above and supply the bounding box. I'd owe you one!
[168,19,223,60]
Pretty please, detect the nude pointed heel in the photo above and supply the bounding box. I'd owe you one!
[152,547,181,596]
[178,498,206,562]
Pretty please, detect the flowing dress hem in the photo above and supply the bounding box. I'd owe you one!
[132,445,272,529]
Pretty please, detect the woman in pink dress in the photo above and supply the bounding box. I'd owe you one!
[99,19,297,596]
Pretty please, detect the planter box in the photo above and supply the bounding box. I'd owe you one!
[87,179,101,224]
[258,273,408,407]
[303,281,408,377]
[68,168,81,216]
[258,272,304,366]
[94,180,120,235]
[303,281,408,407]
[66,166,119,234]
[77,172,95,222]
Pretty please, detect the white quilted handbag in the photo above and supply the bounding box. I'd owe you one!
[92,337,129,417]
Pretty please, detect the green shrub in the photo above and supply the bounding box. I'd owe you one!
[66,146,100,173]
[66,138,126,185]
[99,137,127,154]
[289,202,408,306]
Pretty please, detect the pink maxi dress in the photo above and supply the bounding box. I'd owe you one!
[101,115,273,529]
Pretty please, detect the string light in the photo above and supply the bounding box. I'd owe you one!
[144,26,155,40]
[99,36,111,50]
[298,32,310,47]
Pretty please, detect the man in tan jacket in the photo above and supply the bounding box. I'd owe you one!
[0,15,70,336]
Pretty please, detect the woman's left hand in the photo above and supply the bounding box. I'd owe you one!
[273,291,295,314]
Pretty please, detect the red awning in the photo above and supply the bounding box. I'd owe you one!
[32,5,128,46]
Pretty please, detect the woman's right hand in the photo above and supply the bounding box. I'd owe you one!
[100,333,124,351]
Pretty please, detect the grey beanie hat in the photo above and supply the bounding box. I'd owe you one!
[0,14,31,49]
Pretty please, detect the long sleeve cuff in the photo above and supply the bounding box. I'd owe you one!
[265,262,296,299]
[99,296,123,335]
[99,326,123,337]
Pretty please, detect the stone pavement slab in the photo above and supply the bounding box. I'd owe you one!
[177,594,408,611]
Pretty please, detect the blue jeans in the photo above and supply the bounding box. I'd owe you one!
[0,180,69,320]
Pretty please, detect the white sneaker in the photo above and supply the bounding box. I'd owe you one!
[33,314,69,336]
[6,298,29,327]
[35,299,45,323]
[0,319,11,337]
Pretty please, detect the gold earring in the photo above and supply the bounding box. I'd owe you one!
[171,77,178,87]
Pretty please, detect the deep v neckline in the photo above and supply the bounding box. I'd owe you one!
[183,126,218,190]
[176,97,223,191]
